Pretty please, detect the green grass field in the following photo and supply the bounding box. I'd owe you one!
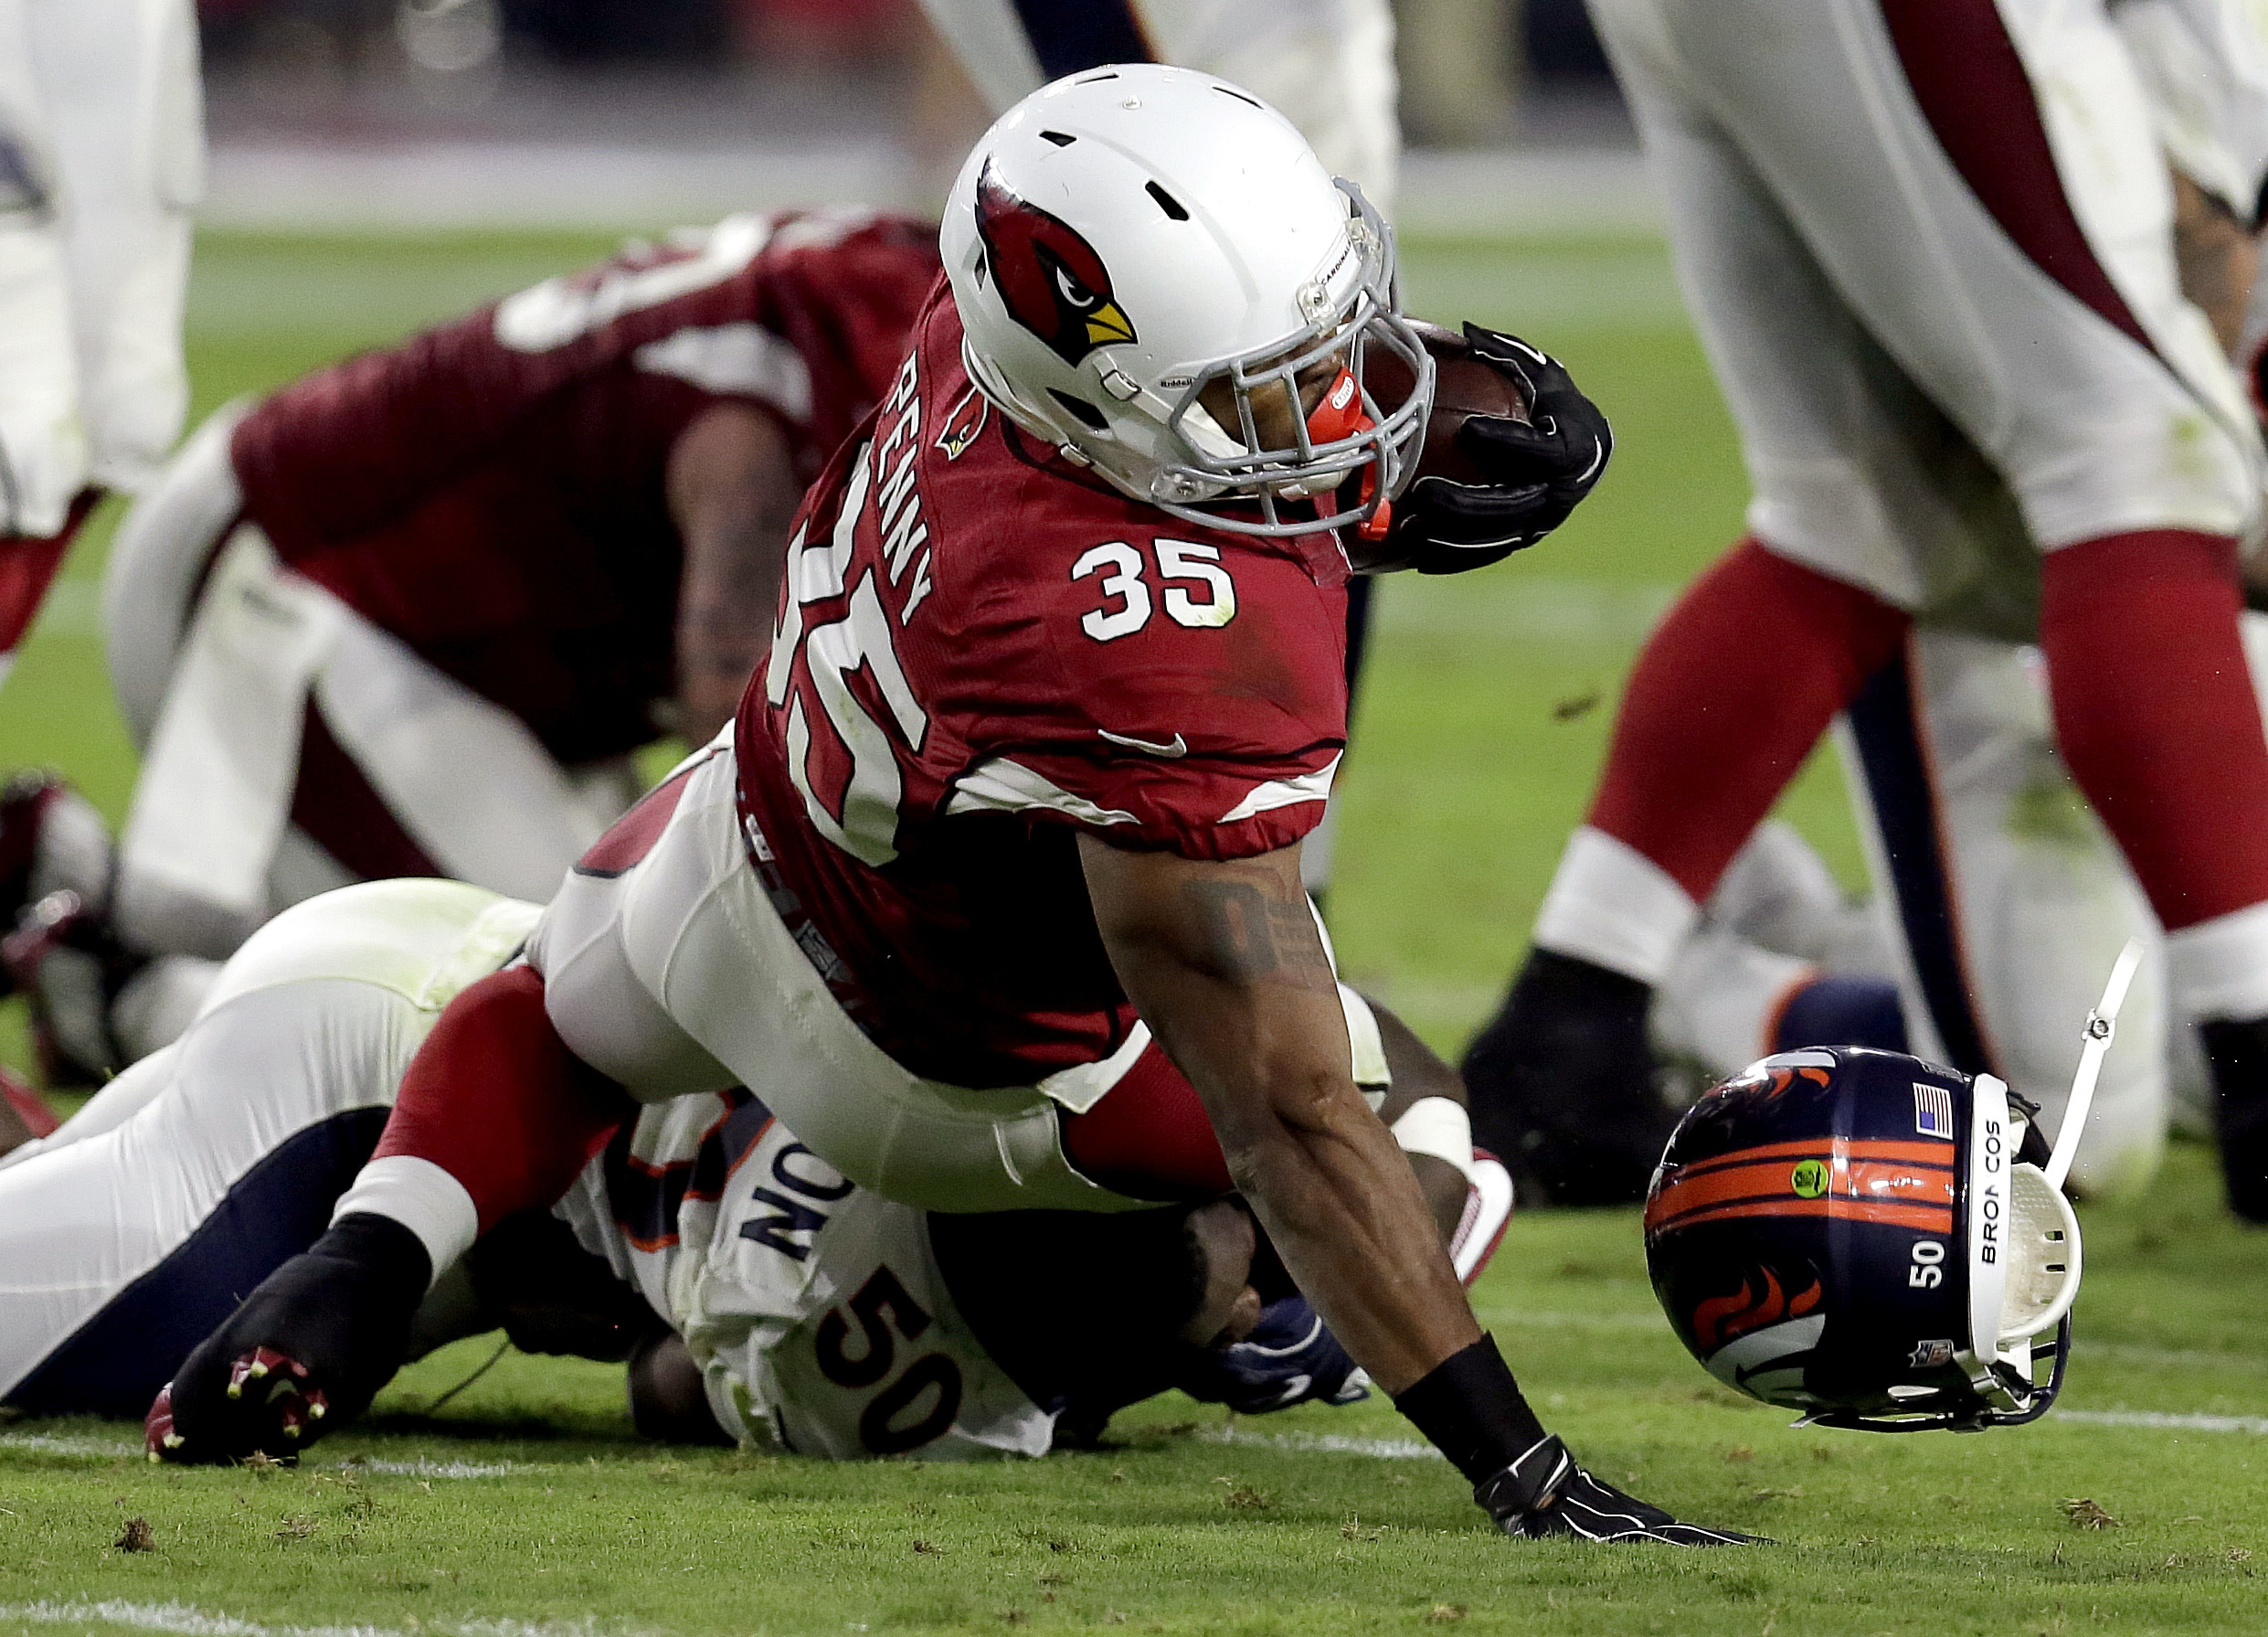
[2,229,2264,1637]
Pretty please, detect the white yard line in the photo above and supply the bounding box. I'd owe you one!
[352,1459,533,1479]
[2054,1409,2268,1435]
[0,1433,140,1459]
[1206,1428,1443,1461]
[1200,1408,2268,1461]
[0,1437,537,1476]
[0,1604,616,1637]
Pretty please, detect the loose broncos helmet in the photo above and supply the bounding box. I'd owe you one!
[941,63,1433,537]
[1645,1047,2082,1432]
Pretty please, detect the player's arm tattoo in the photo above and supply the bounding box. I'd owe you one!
[1178,870,1338,994]
[670,401,800,741]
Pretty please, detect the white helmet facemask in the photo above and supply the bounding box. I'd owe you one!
[944,64,1436,542]
[1151,186,1432,537]
[1948,941,2137,1424]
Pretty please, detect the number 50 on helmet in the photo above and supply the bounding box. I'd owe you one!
[1643,1047,2080,1432]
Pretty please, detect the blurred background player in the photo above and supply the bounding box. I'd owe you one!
[1625,0,2268,1204]
[916,0,1399,209]
[917,0,1400,898]
[0,208,938,1085]
[0,0,201,690]
[1465,0,2268,1217]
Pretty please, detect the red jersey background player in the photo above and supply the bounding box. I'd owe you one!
[1,209,938,1085]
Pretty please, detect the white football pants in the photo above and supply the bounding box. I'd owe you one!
[0,978,412,1411]
[102,408,641,968]
[0,0,199,537]
[915,0,1400,217]
[1652,614,2268,1197]
[1587,0,2263,625]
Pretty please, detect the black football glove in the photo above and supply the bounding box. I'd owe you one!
[1474,1434,1766,1546]
[1389,324,1613,576]
[148,1213,429,1464]
[1174,1295,1369,1414]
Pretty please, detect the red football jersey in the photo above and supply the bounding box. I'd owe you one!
[735,283,1350,1089]
[231,210,940,766]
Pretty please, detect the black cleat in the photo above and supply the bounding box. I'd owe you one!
[2201,1015,2268,1223]
[150,1214,431,1464]
[1460,949,1680,1208]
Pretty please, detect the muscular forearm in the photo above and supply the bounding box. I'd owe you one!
[1082,839,1479,1394]
[1210,1068,1480,1393]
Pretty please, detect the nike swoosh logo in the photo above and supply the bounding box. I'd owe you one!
[1097,728,1189,759]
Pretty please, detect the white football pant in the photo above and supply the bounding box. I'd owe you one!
[0,880,535,1410]
[0,0,199,537]
[915,0,1400,217]
[1651,608,2268,1199]
[101,407,641,973]
[1587,0,2264,615]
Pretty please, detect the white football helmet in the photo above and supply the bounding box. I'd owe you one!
[941,63,1433,537]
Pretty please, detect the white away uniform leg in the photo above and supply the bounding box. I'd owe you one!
[0,0,198,534]
[0,879,533,1414]
[528,741,1154,1213]
[112,519,636,961]
[1836,628,2167,1197]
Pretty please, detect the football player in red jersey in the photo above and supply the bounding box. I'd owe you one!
[157,68,1748,1544]
[0,209,940,1084]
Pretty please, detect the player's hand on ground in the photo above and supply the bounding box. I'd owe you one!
[1175,1295,1370,1414]
[1399,324,1613,569]
[1473,1434,1766,1546]
[148,1215,430,1464]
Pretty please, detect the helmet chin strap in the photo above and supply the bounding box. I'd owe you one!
[2043,939,2145,1195]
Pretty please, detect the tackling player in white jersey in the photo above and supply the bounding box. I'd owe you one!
[1,876,1511,1457]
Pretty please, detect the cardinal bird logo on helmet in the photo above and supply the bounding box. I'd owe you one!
[974,161,1139,366]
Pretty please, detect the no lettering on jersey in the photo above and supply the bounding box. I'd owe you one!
[228,210,940,765]
[735,283,1351,1090]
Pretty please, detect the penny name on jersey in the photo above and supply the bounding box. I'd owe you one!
[873,353,936,622]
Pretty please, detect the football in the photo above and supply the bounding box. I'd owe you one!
[1364,318,1529,487]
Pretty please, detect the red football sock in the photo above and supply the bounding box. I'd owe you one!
[1060,1043,1235,1200]
[1587,537,1911,901]
[2039,529,2268,931]
[374,966,632,1234]
[0,489,101,661]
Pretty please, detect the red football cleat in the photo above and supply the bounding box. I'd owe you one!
[143,1383,183,1460]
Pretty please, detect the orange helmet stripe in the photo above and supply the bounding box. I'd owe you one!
[1651,1196,1956,1236]
[1647,1153,1957,1236]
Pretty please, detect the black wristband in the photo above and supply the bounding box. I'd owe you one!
[1390,1334,1549,1485]
[318,1211,436,1312]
